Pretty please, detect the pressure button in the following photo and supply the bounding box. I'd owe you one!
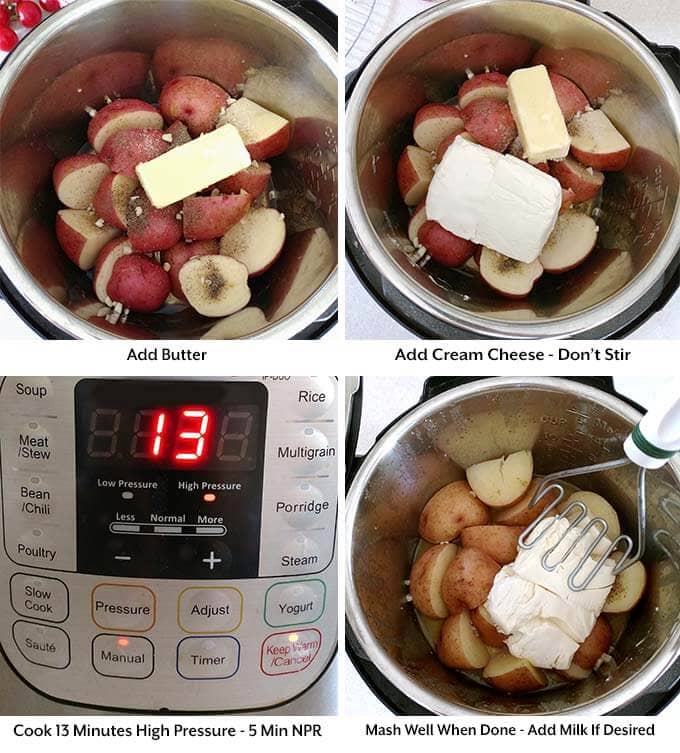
[92,584,155,632]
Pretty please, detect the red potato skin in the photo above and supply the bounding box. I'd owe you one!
[100,129,170,177]
[436,130,467,162]
[161,240,216,300]
[570,144,631,172]
[52,154,109,207]
[550,159,603,202]
[461,99,517,152]
[94,173,138,230]
[165,120,192,148]
[152,37,265,95]
[418,33,534,77]
[418,221,477,267]
[182,193,252,241]
[458,72,508,108]
[87,99,163,151]
[548,72,589,122]
[159,76,229,137]
[107,254,170,313]
[54,213,95,269]
[396,146,433,205]
[216,162,271,198]
[413,103,464,151]
[126,193,183,252]
[532,47,620,105]
[245,123,291,162]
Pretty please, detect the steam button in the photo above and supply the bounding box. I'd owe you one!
[12,620,70,669]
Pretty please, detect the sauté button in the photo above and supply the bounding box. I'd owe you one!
[92,634,154,679]
[264,580,326,627]
[260,628,321,675]
[12,620,70,669]
[176,636,240,679]
[178,587,243,633]
[10,573,69,623]
[92,584,156,632]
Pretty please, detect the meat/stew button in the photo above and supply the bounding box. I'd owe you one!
[260,628,321,675]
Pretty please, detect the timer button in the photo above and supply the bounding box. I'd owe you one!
[176,636,240,680]
[12,620,70,669]
[260,628,321,676]
[91,584,156,632]
[264,579,326,627]
[10,573,69,623]
[294,378,336,419]
[178,587,243,634]
[92,634,154,679]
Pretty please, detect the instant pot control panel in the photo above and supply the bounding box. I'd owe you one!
[0,376,338,711]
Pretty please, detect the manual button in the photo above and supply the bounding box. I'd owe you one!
[10,573,69,623]
[92,634,154,679]
[92,584,155,632]
[12,620,70,669]
[178,587,243,634]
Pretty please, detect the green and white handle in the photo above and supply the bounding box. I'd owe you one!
[624,393,680,469]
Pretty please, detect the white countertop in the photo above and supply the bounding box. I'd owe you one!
[346,0,680,340]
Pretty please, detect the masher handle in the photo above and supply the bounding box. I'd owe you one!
[624,392,680,469]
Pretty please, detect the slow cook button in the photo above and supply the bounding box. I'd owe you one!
[92,634,154,679]
[92,584,156,632]
[260,628,321,676]
[176,636,240,679]
[12,620,70,669]
[178,587,243,634]
[264,580,326,627]
[277,427,334,473]
[10,573,69,623]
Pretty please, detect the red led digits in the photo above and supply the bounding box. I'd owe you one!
[151,412,167,458]
[173,408,211,463]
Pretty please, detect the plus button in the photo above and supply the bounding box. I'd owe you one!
[202,551,222,570]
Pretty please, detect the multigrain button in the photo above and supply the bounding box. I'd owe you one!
[92,634,154,679]
[264,580,326,627]
[176,636,240,679]
[92,584,155,632]
[260,628,321,676]
[12,620,70,669]
[178,587,243,634]
[277,426,334,473]
[10,573,69,623]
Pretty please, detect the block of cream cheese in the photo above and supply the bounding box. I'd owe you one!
[136,124,251,208]
[426,136,562,263]
[507,64,570,163]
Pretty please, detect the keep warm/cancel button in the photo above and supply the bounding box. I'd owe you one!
[260,629,321,676]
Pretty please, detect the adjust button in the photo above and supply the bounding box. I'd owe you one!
[260,629,321,676]
[10,573,69,623]
[264,579,326,627]
[177,636,240,679]
[178,587,243,634]
[12,620,70,669]
[92,584,155,632]
[92,634,154,679]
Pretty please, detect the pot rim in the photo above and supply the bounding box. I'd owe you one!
[345,0,680,339]
[0,0,338,340]
[345,376,680,715]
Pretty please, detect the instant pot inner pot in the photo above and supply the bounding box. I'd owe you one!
[353,1,680,327]
[351,384,680,714]
[0,0,337,338]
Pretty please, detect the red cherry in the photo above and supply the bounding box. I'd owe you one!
[0,25,18,51]
[0,5,9,25]
[17,1,42,28]
[39,0,62,10]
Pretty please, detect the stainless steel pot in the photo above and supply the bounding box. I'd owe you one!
[346,377,680,714]
[0,0,337,339]
[346,0,680,339]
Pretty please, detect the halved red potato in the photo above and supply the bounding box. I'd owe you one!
[550,156,604,202]
[441,547,500,611]
[93,236,134,304]
[126,192,183,252]
[436,611,490,670]
[458,72,508,109]
[55,209,121,270]
[161,239,217,300]
[493,479,559,526]
[413,103,464,153]
[183,192,252,241]
[418,33,534,77]
[548,72,589,122]
[219,207,286,277]
[560,490,621,539]
[560,187,576,213]
[216,161,271,198]
[93,173,139,230]
[222,97,291,160]
[165,120,192,148]
[151,36,264,94]
[436,130,473,162]
[418,479,490,544]
[397,145,434,206]
[461,99,517,152]
[460,525,524,565]
[479,248,543,299]
[540,211,598,273]
[418,221,477,268]
[471,605,507,649]
[107,253,170,313]
[408,201,428,246]
[100,128,170,177]
[603,561,647,613]
[53,155,110,210]
[409,543,459,619]
[569,110,631,171]
[573,616,612,670]
[159,75,229,137]
[466,450,533,508]
[88,99,164,153]
[483,652,547,692]
[179,255,251,317]
[532,46,620,105]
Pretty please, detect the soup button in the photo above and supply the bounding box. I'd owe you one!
[260,628,321,676]
[264,580,326,627]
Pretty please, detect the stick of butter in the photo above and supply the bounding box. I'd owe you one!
[136,124,251,208]
[508,64,570,164]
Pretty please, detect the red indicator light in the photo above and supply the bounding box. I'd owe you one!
[151,412,167,457]
[117,637,129,648]
[203,493,217,503]
[173,408,211,464]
